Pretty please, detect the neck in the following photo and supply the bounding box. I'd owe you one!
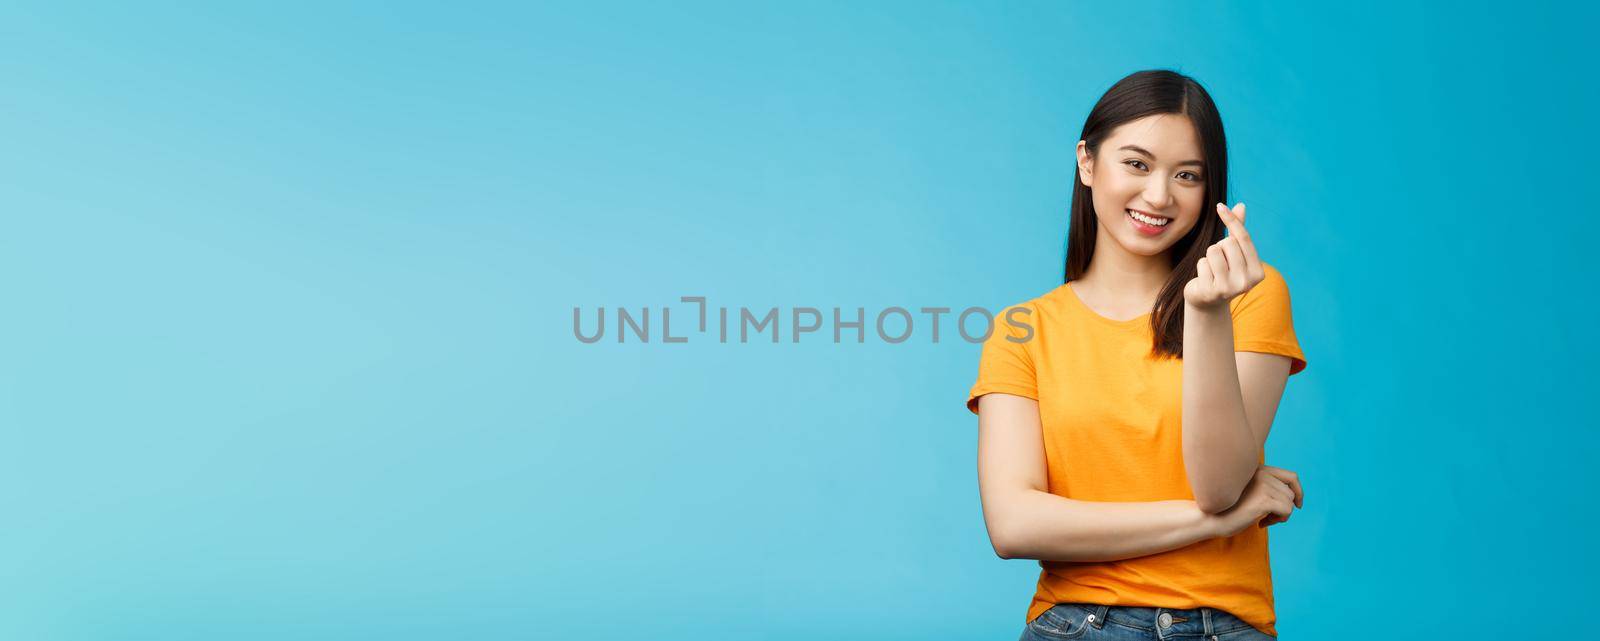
[1076,227,1173,302]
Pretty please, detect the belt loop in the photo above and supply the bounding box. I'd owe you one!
[1201,608,1215,638]
[1093,605,1109,629]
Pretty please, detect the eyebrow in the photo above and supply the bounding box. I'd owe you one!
[1118,144,1205,168]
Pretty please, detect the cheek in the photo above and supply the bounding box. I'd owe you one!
[1174,191,1204,224]
[1099,171,1139,196]
[1092,175,1137,214]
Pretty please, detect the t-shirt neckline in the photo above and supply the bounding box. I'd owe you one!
[1064,281,1152,328]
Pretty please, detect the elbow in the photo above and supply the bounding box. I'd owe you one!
[1189,467,1252,514]
[1194,487,1244,515]
[988,528,1018,560]
[986,518,1027,560]
[992,541,1030,561]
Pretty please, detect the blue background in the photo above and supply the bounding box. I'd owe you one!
[3,2,1594,639]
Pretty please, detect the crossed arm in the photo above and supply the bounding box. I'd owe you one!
[974,347,1293,562]
[977,392,1218,562]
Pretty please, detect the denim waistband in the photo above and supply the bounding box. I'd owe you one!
[1063,603,1260,637]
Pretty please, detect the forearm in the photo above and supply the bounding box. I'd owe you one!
[1181,302,1259,512]
[993,490,1216,562]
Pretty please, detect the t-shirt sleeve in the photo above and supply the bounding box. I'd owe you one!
[1228,263,1308,376]
[966,302,1040,415]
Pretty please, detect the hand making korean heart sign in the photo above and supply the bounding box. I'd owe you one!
[1183,202,1264,309]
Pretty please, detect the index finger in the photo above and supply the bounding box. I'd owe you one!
[1216,202,1251,241]
[1216,203,1262,273]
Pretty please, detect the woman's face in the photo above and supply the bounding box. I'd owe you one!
[1076,113,1208,258]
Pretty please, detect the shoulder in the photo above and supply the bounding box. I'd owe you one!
[989,285,1070,340]
[1256,262,1292,292]
[1230,262,1294,311]
[1010,283,1078,319]
[1262,262,1291,286]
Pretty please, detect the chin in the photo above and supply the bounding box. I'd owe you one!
[1112,233,1177,256]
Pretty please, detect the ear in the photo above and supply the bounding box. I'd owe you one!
[1075,140,1094,187]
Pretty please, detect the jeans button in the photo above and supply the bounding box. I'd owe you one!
[1157,612,1173,628]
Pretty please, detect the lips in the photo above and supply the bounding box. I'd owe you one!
[1126,208,1170,224]
[1125,209,1170,236]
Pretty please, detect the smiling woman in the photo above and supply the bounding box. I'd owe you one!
[968,70,1308,640]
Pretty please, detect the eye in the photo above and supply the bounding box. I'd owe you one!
[1123,159,1148,171]
[1177,171,1201,182]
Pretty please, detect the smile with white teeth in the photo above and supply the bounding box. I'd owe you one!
[1127,209,1170,226]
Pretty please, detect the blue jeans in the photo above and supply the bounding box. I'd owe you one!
[1019,603,1276,640]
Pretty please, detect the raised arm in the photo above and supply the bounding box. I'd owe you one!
[1180,202,1295,513]
[977,393,1221,562]
[1181,310,1293,512]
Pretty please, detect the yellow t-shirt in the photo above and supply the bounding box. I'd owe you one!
[966,263,1307,637]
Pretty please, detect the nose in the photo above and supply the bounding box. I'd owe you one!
[1141,175,1173,211]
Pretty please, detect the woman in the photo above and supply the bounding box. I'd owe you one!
[968,70,1308,640]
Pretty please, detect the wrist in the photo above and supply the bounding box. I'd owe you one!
[1184,299,1232,319]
